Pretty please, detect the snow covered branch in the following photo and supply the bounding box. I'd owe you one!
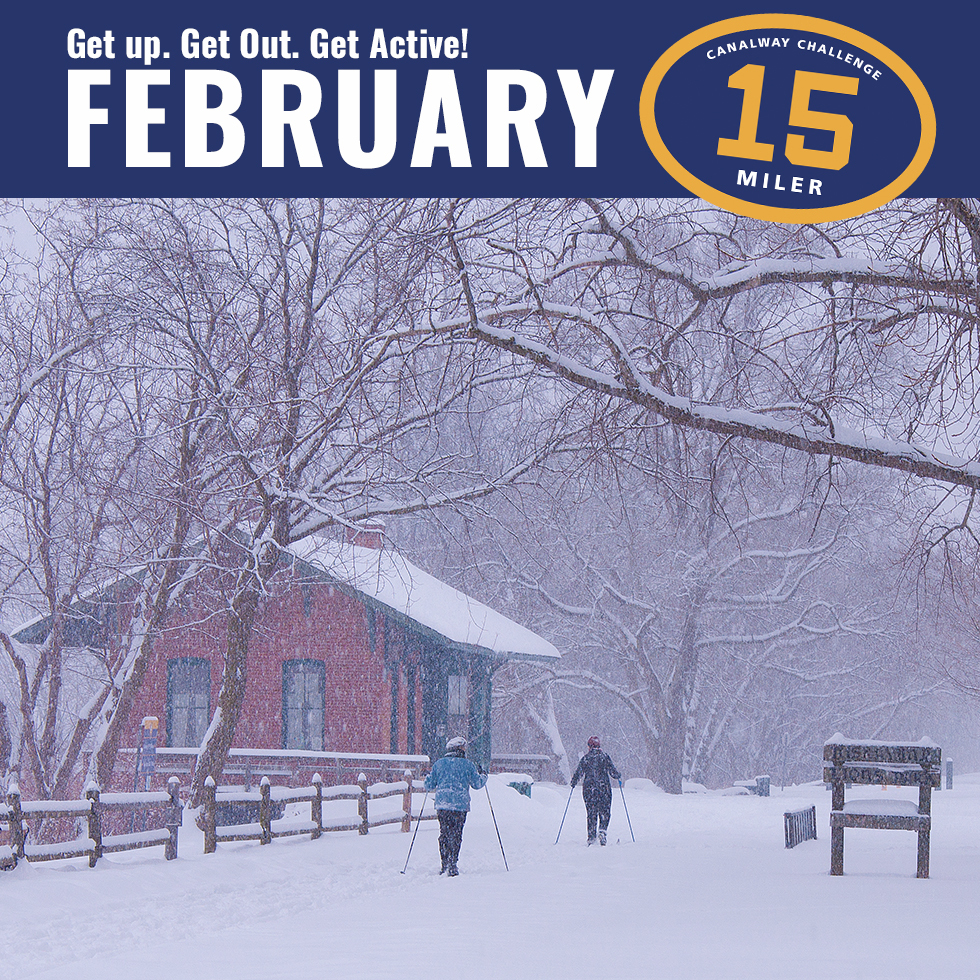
[469,316,980,491]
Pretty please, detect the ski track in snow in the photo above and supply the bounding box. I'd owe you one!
[4,776,980,979]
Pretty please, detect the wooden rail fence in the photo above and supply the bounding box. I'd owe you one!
[2,769,435,868]
[201,769,436,853]
[2,777,181,869]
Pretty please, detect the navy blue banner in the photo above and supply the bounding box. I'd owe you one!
[1,0,975,199]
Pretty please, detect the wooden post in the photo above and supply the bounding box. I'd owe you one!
[916,822,931,879]
[311,773,322,840]
[831,769,845,812]
[259,777,272,845]
[830,825,844,875]
[916,776,933,878]
[402,769,413,833]
[165,777,181,861]
[358,773,369,835]
[6,779,25,863]
[918,779,932,816]
[85,782,103,869]
[203,776,217,854]
[830,768,844,876]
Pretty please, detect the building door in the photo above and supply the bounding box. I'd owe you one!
[447,672,470,741]
[282,659,326,751]
[419,648,490,770]
[167,658,211,747]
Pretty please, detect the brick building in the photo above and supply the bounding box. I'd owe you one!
[13,527,559,784]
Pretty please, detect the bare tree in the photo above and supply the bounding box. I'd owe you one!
[0,207,222,796]
[437,198,980,493]
[499,440,894,791]
[49,198,569,802]
[4,196,976,800]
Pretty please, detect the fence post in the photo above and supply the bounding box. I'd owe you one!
[165,777,181,861]
[259,777,272,845]
[358,772,369,835]
[203,777,217,854]
[402,769,413,833]
[85,782,103,869]
[311,773,322,840]
[6,778,25,863]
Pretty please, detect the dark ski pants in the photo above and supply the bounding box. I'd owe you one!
[585,799,611,841]
[437,808,467,871]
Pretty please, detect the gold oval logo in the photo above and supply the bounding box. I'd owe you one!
[639,14,935,222]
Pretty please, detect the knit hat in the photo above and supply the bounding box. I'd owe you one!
[588,736,601,749]
[446,736,467,753]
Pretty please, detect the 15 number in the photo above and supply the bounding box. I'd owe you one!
[717,65,859,171]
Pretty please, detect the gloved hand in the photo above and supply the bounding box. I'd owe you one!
[618,779,623,788]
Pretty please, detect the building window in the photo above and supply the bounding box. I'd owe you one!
[282,659,326,751]
[167,658,211,747]
[447,673,469,738]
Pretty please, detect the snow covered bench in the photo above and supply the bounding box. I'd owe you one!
[823,735,941,878]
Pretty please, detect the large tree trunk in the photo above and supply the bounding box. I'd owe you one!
[84,494,199,792]
[656,585,705,794]
[190,584,259,806]
[0,699,12,776]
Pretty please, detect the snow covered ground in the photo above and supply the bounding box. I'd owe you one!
[4,773,980,980]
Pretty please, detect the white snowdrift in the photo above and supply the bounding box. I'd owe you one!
[4,775,980,979]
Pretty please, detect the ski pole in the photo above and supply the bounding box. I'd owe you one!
[400,790,429,874]
[554,785,574,844]
[618,780,635,842]
[485,783,509,871]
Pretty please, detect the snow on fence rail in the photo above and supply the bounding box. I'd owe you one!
[1,777,181,869]
[200,769,436,853]
[1,769,436,868]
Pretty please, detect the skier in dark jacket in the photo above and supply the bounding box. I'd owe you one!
[570,736,622,845]
[424,736,487,875]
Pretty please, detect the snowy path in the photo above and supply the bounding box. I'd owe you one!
[4,776,980,979]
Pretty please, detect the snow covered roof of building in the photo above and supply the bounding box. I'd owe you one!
[287,536,560,663]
